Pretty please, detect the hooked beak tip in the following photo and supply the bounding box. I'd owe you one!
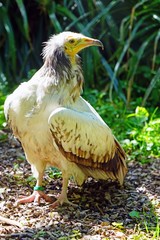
[92,39,104,50]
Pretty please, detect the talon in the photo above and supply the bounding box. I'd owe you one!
[16,191,53,205]
[50,194,77,208]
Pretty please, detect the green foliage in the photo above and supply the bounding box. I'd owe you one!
[129,205,159,239]
[0,0,160,106]
[48,167,62,179]
[83,89,160,162]
[125,106,160,161]
[129,210,140,219]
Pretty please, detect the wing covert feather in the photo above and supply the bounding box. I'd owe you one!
[49,107,116,167]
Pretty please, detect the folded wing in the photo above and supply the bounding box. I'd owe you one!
[48,107,126,182]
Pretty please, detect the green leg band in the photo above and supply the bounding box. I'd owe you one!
[34,186,45,191]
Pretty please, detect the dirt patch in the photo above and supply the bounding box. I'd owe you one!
[0,137,159,239]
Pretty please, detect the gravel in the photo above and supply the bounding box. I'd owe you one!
[0,136,159,239]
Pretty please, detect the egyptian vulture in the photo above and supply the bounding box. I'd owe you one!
[4,32,127,207]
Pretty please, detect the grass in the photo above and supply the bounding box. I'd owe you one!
[128,203,159,239]
[0,0,160,106]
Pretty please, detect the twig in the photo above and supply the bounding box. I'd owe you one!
[0,215,23,228]
[95,203,104,215]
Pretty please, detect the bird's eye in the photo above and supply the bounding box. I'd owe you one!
[69,39,75,44]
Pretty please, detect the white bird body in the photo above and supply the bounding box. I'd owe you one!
[4,32,127,206]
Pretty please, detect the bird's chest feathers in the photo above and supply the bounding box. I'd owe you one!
[41,68,83,106]
[34,68,83,109]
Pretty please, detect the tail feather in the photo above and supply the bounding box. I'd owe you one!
[108,139,127,185]
[78,139,127,185]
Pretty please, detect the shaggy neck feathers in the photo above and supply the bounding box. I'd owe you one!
[41,47,84,102]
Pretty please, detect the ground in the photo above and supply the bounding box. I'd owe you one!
[0,134,159,240]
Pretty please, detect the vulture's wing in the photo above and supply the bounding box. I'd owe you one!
[48,107,124,171]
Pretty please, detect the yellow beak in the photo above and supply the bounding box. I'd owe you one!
[76,36,104,53]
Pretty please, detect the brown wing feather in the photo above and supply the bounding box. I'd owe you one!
[51,127,127,176]
[49,107,127,184]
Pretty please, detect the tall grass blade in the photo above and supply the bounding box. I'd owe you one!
[101,57,126,102]
[85,0,119,32]
[152,29,160,70]
[96,0,119,40]
[0,5,16,73]
[65,13,90,31]
[15,0,30,42]
[127,34,155,105]
[82,49,94,87]
[56,5,85,32]
[142,67,160,106]
[48,3,62,32]
[109,16,147,102]
[75,0,85,18]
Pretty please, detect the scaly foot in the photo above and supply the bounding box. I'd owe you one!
[50,193,77,208]
[16,191,53,205]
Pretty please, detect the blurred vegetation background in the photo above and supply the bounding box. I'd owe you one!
[0,0,160,161]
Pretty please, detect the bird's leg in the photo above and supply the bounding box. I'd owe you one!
[50,176,76,208]
[16,172,53,205]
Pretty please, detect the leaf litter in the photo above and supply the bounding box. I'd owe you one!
[0,137,159,240]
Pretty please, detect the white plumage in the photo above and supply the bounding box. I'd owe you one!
[4,32,127,207]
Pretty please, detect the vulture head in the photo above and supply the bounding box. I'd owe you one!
[41,32,104,92]
[42,31,103,63]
